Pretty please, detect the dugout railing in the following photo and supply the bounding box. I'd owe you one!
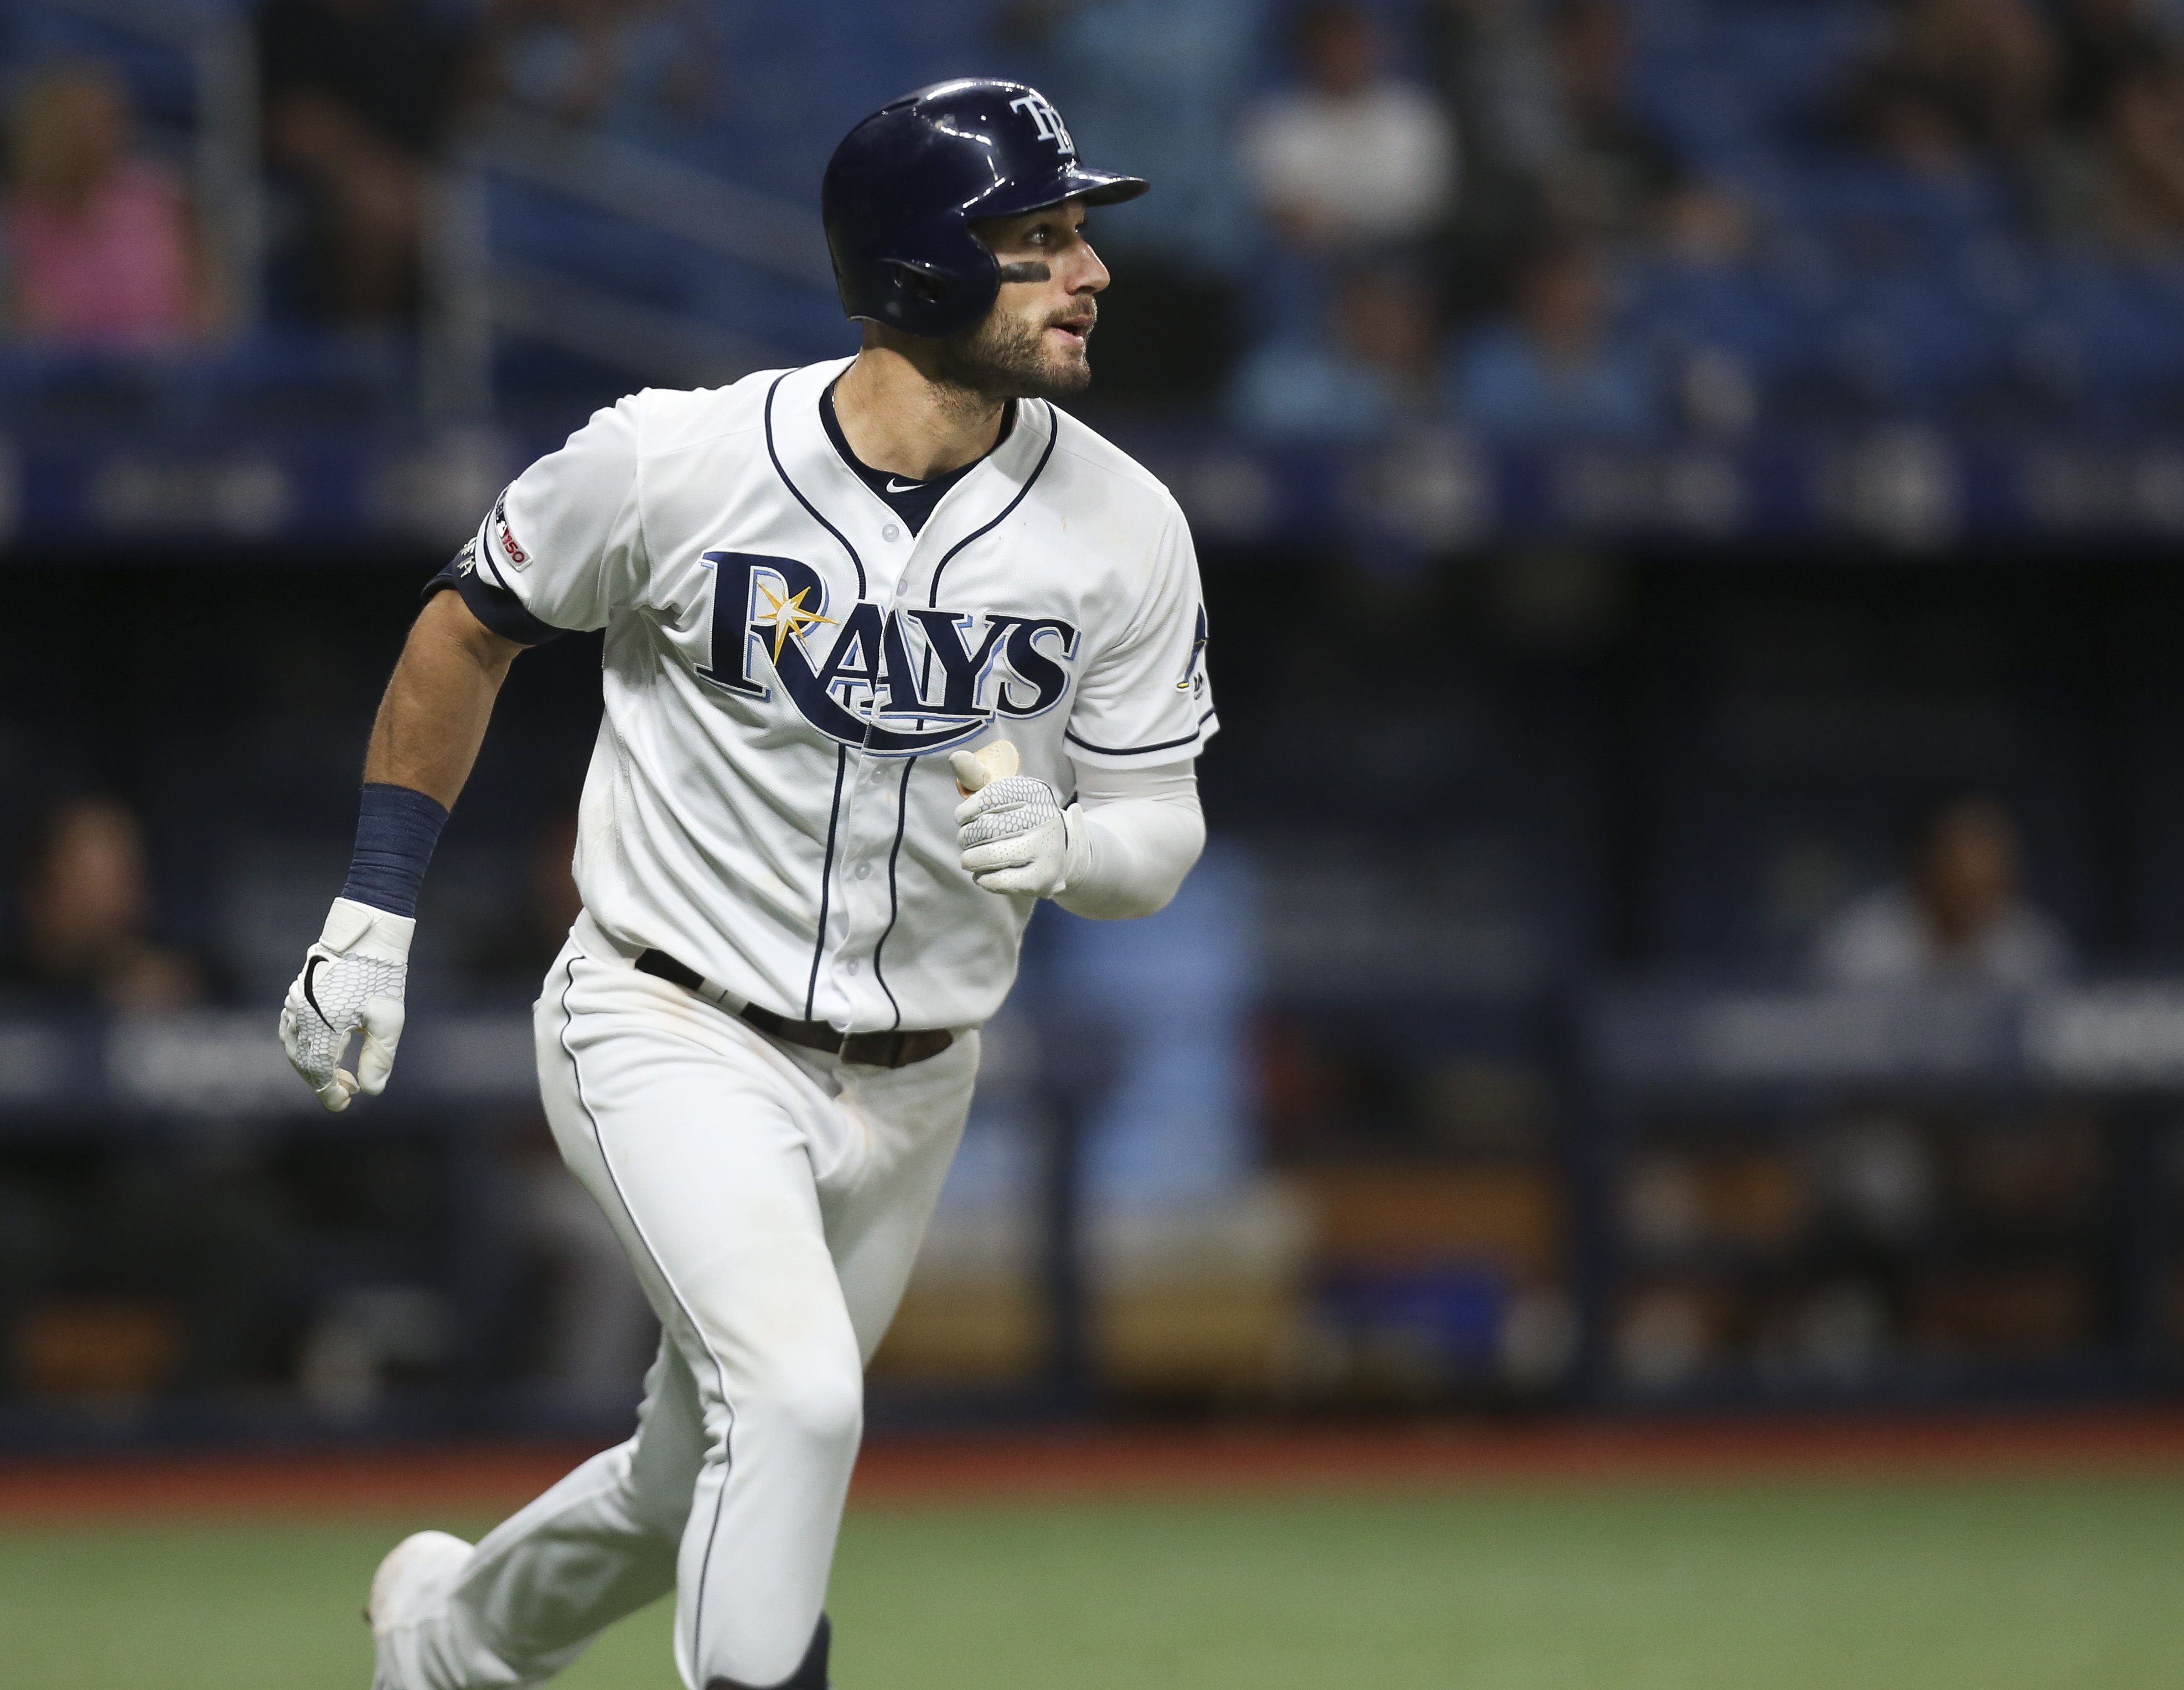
[0,1006,1110,1447]
[0,1012,535,1447]
[1573,981,2184,1404]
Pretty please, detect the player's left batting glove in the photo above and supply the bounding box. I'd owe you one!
[951,763,1092,899]
[278,898,413,1112]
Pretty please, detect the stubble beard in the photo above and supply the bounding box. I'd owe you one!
[930,305,1093,405]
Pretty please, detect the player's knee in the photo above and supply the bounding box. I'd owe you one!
[748,1366,862,1458]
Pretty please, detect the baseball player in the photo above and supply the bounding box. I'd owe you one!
[278,80,1215,1690]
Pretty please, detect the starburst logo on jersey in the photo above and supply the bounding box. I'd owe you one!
[754,582,834,663]
[1009,92,1075,156]
[697,552,1080,755]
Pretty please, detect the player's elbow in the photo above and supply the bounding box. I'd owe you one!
[1059,862,1194,920]
[1060,883,1178,921]
[416,584,526,681]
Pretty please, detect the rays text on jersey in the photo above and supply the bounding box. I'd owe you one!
[696,552,1080,755]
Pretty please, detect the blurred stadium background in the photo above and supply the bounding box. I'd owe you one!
[6,0,2184,1683]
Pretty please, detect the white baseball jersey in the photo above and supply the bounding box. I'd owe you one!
[447,355,1217,1032]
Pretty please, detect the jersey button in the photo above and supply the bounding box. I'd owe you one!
[855,862,873,880]
[844,960,861,975]
[882,523,901,542]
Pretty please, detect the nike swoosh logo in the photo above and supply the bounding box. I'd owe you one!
[302,955,333,1028]
[884,478,922,493]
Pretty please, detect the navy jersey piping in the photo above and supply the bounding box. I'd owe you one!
[927,403,1059,608]
[1063,706,1218,758]
[804,745,850,1020]
[768,370,867,1023]
[556,954,735,1668]
[913,402,1060,727]
[868,759,916,1031]
[765,372,867,598]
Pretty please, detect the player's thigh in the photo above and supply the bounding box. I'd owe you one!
[826,1029,980,1361]
[537,950,863,1434]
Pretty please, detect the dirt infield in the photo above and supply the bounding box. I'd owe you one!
[2,1411,2183,1522]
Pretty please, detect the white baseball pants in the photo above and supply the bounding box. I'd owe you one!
[383,922,978,1690]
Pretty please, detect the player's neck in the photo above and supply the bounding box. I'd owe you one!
[834,344,1007,481]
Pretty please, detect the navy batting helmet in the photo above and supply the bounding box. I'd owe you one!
[821,79,1148,340]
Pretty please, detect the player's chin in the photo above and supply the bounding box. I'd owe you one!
[1036,335,1094,396]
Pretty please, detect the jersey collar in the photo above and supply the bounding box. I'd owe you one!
[765,357,1057,593]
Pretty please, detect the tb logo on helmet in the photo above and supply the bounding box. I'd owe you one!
[1008,91,1075,156]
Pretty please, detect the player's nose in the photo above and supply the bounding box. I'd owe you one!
[1067,239,1110,296]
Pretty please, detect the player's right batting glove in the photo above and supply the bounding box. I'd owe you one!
[278,897,413,1112]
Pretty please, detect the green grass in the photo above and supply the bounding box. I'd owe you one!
[3,1478,2181,1688]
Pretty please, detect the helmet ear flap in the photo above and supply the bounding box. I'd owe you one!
[883,257,954,305]
[873,240,1000,338]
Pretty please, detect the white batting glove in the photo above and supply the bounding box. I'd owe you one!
[951,751,1090,898]
[278,898,413,1112]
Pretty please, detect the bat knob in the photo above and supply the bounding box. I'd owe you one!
[951,739,1020,795]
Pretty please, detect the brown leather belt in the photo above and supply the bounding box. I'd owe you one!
[634,948,955,1069]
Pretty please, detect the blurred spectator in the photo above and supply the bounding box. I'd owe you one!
[1432,0,1743,326]
[1854,65,1985,178]
[1535,0,1695,240]
[464,808,582,997]
[1054,844,1260,1208]
[1001,0,1266,267]
[1240,2,1459,254]
[0,797,209,1012]
[1447,236,1661,440]
[2054,0,2173,129]
[1813,797,2074,988]
[1229,268,1443,440]
[2038,56,2184,248]
[1850,0,2059,160]
[2095,55,2184,239]
[485,0,717,143]
[1431,0,1561,179]
[257,0,481,322]
[997,0,1267,401]
[3,65,218,348]
[1425,0,1561,315]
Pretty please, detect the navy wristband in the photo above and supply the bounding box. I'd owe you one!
[340,783,450,919]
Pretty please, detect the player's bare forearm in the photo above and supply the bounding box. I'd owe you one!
[281,596,516,1112]
[361,590,525,808]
